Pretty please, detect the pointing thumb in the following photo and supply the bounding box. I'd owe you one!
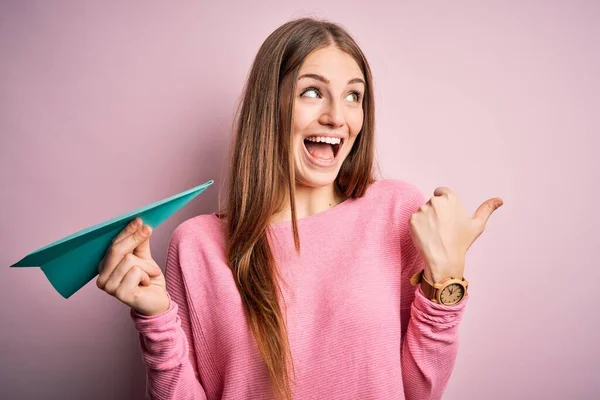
[473,197,504,228]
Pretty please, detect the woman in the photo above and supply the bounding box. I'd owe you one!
[97,18,502,400]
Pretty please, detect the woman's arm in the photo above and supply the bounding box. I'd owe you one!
[399,189,467,400]
[130,233,208,400]
[399,251,467,399]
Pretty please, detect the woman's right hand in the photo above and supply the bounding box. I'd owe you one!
[97,217,170,317]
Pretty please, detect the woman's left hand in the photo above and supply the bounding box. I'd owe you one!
[409,187,503,283]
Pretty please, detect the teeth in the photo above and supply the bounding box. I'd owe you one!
[305,136,342,145]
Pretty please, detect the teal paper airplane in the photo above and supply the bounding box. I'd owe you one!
[10,180,214,299]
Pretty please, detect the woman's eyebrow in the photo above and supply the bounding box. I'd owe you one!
[298,73,365,86]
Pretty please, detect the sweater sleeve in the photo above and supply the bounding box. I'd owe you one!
[399,188,468,400]
[130,231,208,400]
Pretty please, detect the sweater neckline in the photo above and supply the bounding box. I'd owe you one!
[211,196,357,231]
[267,196,356,230]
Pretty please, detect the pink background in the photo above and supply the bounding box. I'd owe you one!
[1,1,598,399]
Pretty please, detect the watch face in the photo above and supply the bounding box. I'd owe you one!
[440,283,465,305]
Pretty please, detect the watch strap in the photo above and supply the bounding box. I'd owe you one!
[419,273,438,302]
[410,270,438,302]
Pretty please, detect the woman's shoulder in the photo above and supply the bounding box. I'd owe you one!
[169,213,225,249]
[363,179,428,241]
[166,214,230,287]
[367,178,427,209]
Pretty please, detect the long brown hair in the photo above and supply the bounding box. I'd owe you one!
[221,17,376,399]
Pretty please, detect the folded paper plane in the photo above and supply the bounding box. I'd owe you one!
[10,180,214,298]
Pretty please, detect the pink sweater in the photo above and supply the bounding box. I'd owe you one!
[130,179,468,399]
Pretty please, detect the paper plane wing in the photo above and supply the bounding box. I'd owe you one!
[10,180,214,298]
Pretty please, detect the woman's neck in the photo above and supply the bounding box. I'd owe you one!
[269,183,345,224]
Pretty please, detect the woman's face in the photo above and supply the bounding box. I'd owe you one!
[291,45,365,189]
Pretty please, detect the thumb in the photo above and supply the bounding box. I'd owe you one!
[133,226,153,260]
[473,197,504,227]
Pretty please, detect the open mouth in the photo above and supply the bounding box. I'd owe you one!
[303,136,344,161]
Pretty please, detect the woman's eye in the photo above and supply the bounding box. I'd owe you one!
[301,87,320,98]
[346,92,362,102]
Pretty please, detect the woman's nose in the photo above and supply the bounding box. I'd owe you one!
[319,99,345,128]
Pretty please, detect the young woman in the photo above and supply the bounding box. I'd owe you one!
[97,18,503,400]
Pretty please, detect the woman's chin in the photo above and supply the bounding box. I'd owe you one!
[295,168,339,189]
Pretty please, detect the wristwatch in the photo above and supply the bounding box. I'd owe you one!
[410,270,468,306]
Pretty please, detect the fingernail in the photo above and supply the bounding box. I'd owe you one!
[142,226,150,235]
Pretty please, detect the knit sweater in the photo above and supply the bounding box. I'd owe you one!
[130,179,468,399]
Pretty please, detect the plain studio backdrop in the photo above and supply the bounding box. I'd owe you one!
[1,1,598,399]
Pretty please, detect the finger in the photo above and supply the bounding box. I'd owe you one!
[97,226,154,289]
[115,266,150,304]
[98,253,160,292]
[473,197,504,227]
[417,201,432,213]
[133,225,153,260]
[98,255,106,275]
[96,229,142,289]
[433,187,454,198]
[109,253,160,288]
[99,221,143,277]
[112,217,143,245]
[112,223,153,261]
